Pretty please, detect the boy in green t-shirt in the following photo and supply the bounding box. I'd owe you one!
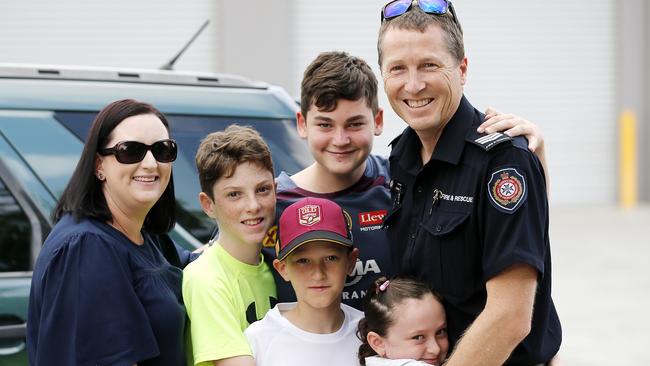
[183,125,277,366]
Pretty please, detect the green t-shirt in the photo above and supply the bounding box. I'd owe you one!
[182,242,277,365]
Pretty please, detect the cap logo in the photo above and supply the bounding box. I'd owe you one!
[298,204,321,226]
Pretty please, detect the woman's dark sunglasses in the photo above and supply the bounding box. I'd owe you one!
[381,0,459,28]
[99,139,177,164]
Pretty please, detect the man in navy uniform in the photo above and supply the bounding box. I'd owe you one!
[378,1,561,365]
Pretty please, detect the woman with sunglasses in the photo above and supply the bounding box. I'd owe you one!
[27,99,190,366]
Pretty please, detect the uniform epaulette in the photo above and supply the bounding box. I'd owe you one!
[467,132,512,151]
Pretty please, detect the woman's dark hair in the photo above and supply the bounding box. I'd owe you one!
[53,99,176,234]
[357,276,442,365]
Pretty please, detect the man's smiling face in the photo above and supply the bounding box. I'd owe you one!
[381,23,467,139]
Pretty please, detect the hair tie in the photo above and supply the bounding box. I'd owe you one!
[378,280,390,293]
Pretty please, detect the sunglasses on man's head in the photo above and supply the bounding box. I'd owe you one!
[381,0,459,28]
[99,139,177,164]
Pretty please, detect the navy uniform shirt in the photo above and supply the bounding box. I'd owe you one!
[263,154,395,310]
[385,96,561,365]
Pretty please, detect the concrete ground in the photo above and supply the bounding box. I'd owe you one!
[549,205,650,365]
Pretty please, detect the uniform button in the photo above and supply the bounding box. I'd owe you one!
[436,225,442,232]
[417,186,423,193]
[410,233,416,239]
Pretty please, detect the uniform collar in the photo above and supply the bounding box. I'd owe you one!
[390,95,477,174]
[430,95,476,165]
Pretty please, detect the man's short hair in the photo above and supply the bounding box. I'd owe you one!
[377,6,465,67]
[195,125,274,199]
[301,51,379,118]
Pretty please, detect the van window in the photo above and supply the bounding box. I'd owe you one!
[0,177,31,272]
[55,112,312,243]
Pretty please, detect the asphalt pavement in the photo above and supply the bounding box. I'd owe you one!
[549,205,650,365]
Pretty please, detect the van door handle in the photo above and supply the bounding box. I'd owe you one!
[0,323,27,356]
[0,322,26,339]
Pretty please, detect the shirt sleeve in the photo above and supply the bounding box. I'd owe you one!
[243,321,262,360]
[480,143,549,281]
[183,267,252,364]
[32,233,159,365]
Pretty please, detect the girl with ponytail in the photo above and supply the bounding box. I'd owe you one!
[357,277,448,366]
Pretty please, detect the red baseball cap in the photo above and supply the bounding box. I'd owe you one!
[276,197,353,260]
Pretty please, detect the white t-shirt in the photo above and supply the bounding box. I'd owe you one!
[365,356,432,366]
[244,302,363,366]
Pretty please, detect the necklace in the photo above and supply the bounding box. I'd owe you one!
[111,218,143,245]
[103,189,144,244]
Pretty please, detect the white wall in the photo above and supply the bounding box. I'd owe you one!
[461,1,616,205]
[0,0,218,71]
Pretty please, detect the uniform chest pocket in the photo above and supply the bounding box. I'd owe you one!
[418,211,475,299]
[421,211,470,236]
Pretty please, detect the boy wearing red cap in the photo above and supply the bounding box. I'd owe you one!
[246,197,363,366]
